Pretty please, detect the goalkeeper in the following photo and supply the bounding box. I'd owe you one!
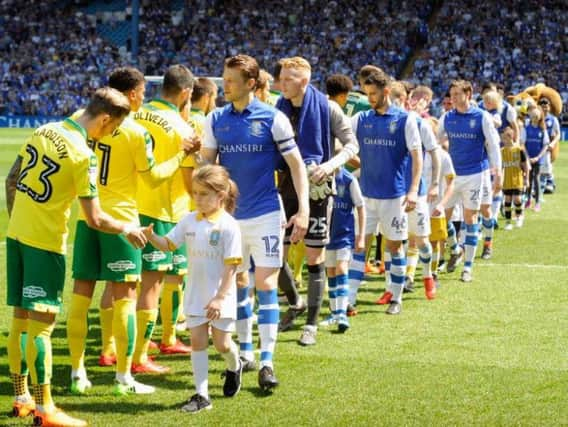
[275,57,359,346]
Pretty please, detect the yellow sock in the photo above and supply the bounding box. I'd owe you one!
[113,298,136,376]
[27,320,55,412]
[406,247,419,281]
[292,242,305,286]
[177,280,186,323]
[8,317,28,376]
[99,307,115,357]
[67,294,91,372]
[133,308,157,365]
[160,282,181,347]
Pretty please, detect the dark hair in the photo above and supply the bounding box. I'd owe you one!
[224,54,260,87]
[363,70,392,89]
[108,67,145,93]
[481,81,497,94]
[449,80,473,97]
[272,60,283,81]
[85,87,130,119]
[325,74,353,97]
[162,64,194,97]
[358,64,384,82]
[191,77,217,103]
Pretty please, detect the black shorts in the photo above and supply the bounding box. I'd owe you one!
[282,195,332,247]
[503,189,523,196]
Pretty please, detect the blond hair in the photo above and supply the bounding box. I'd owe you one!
[390,81,408,104]
[280,56,311,80]
[482,90,503,113]
[85,87,130,119]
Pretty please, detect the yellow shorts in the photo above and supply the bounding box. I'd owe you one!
[429,217,448,242]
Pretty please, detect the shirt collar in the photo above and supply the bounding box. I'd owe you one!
[63,117,87,141]
[196,208,223,223]
[152,98,179,112]
[230,97,260,114]
[373,104,400,116]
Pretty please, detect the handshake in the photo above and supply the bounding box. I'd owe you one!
[306,162,333,201]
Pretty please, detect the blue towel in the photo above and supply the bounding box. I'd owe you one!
[277,84,331,165]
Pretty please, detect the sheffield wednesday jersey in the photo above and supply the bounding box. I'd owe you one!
[204,98,297,220]
[521,124,549,165]
[439,106,496,176]
[352,105,421,199]
[134,99,196,223]
[327,168,364,250]
[7,118,98,254]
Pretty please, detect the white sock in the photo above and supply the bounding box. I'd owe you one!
[191,350,209,398]
[220,340,239,372]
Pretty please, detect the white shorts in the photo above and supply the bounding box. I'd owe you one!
[408,195,431,237]
[450,202,463,222]
[364,196,408,241]
[447,172,484,211]
[186,316,235,333]
[324,247,352,268]
[238,210,283,272]
[481,169,492,205]
[540,151,552,174]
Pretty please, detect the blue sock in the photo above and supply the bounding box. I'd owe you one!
[257,289,279,369]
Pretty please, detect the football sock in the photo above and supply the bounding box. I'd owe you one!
[278,263,300,306]
[28,320,55,413]
[327,276,337,316]
[220,340,239,372]
[99,306,115,357]
[306,263,325,326]
[191,350,209,399]
[464,223,479,272]
[419,242,433,278]
[390,252,406,303]
[8,317,29,398]
[405,246,419,281]
[236,284,254,362]
[257,289,279,369]
[335,273,349,317]
[482,216,494,247]
[133,308,158,365]
[160,282,181,347]
[348,251,365,305]
[67,293,91,372]
[113,298,136,376]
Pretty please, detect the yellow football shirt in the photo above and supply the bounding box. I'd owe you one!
[502,145,524,190]
[188,108,206,137]
[133,99,196,222]
[75,115,156,223]
[7,118,98,254]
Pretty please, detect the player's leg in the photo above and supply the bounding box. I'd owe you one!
[133,216,171,373]
[503,192,513,230]
[67,220,98,394]
[513,191,524,227]
[321,253,337,327]
[98,283,116,366]
[334,252,351,332]
[22,244,87,426]
[6,238,34,417]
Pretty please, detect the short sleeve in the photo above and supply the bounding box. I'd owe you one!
[222,217,242,265]
[76,153,98,199]
[134,130,155,172]
[203,112,218,150]
[271,111,297,156]
[405,114,421,152]
[165,215,190,249]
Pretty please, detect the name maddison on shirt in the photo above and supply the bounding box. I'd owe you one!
[363,137,396,147]
[219,144,265,153]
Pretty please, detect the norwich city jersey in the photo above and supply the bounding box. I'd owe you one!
[134,99,196,222]
[7,118,98,254]
[501,145,525,191]
[72,113,156,223]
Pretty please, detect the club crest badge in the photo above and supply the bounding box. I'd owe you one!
[209,229,220,246]
[389,120,398,134]
[336,184,345,198]
[469,119,476,129]
[251,120,263,137]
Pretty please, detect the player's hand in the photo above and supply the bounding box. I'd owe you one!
[123,225,148,249]
[141,223,154,240]
[205,297,223,320]
[309,162,333,185]
[286,211,308,243]
[427,184,439,203]
[181,136,201,155]
[492,172,503,194]
[403,191,418,212]
[431,203,444,217]
[530,157,539,164]
[354,234,365,253]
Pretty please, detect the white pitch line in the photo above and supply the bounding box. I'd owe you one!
[476,262,567,270]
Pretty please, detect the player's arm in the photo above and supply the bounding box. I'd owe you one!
[144,223,178,253]
[205,263,238,320]
[519,149,530,186]
[79,197,147,248]
[548,117,560,150]
[482,111,503,192]
[534,130,550,162]
[350,178,365,253]
[272,111,309,242]
[310,101,359,183]
[506,105,520,142]
[5,156,22,217]
[436,112,449,147]
[419,117,441,202]
[405,114,423,211]
[199,113,218,165]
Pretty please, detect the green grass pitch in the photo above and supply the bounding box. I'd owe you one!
[0,128,566,426]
